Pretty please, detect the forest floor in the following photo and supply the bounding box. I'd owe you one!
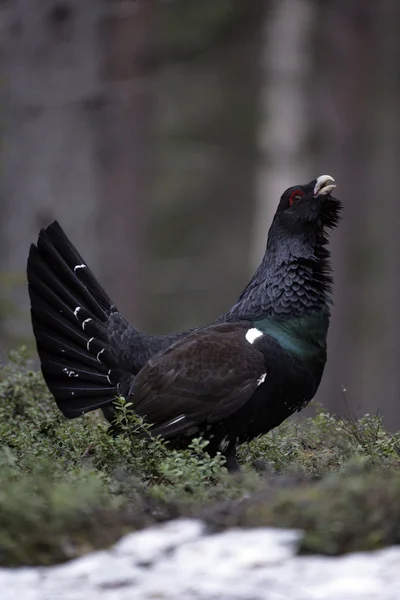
[1,348,400,567]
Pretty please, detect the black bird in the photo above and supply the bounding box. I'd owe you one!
[27,175,341,469]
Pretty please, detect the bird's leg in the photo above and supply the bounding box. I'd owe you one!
[224,443,241,472]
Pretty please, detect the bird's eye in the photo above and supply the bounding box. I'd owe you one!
[289,189,304,206]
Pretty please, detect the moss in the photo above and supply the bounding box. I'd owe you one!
[201,461,400,555]
[0,349,400,566]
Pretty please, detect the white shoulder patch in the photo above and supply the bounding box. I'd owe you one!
[245,328,263,344]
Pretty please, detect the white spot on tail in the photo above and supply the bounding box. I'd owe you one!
[74,264,86,273]
[63,367,79,378]
[87,337,94,352]
[97,348,105,363]
[74,306,81,318]
[82,318,92,331]
[257,372,267,386]
[245,328,263,344]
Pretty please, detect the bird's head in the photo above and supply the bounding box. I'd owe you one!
[226,176,342,321]
[266,175,342,261]
[274,175,341,234]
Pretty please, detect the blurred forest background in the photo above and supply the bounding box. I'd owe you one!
[0,0,399,428]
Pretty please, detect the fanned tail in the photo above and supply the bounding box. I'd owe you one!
[27,221,134,418]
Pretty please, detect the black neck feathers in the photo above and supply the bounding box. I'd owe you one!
[223,195,342,323]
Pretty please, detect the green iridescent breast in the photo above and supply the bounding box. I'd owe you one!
[253,309,330,359]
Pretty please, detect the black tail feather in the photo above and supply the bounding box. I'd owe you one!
[34,327,107,371]
[39,222,114,312]
[29,241,110,322]
[27,221,134,419]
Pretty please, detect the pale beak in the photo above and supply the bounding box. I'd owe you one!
[314,175,336,197]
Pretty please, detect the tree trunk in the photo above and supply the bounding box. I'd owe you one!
[367,0,400,428]
[313,0,400,429]
[252,0,316,268]
[146,1,265,334]
[0,0,154,347]
[0,0,103,347]
[97,0,155,326]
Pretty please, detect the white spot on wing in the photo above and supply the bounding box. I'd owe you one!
[74,264,86,273]
[97,348,105,363]
[167,415,185,427]
[87,337,94,352]
[257,372,267,386]
[74,306,81,318]
[107,369,112,384]
[82,318,92,331]
[245,328,263,344]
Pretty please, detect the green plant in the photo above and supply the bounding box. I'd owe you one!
[1,349,400,566]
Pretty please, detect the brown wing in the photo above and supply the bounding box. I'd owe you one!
[129,322,267,438]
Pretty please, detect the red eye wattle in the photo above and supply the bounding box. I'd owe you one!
[289,189,304,206]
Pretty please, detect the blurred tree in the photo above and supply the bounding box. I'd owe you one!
[0,0,104,346]
[0,0,153,348]
[313,0,400,429]
[312,0,372,422]
[252,0,315,266]
[146,0,265,333]
[367,0,400,429]
[97,0,154,324]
